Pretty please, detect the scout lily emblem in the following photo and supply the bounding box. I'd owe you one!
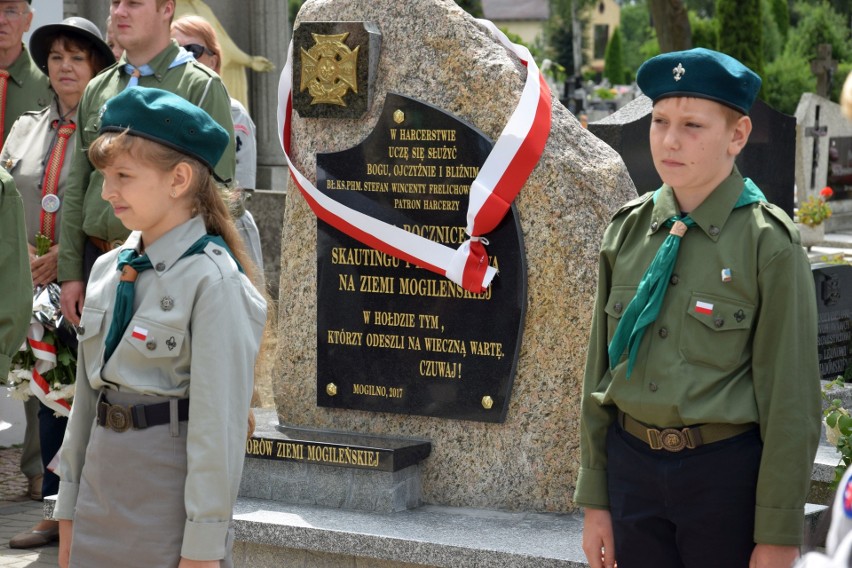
[300,32,359,107]
[673,63,686,82]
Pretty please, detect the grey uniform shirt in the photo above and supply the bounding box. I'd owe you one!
[55,216,267,559]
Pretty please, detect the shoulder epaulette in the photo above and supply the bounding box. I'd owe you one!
[187,60,220,80]
[757,201,799,244]
[611,191,654,221]
[203,241,238,277]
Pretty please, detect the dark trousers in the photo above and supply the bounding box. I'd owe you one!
[38,321,76,498]
[38,402,68,497]
[606,420,762,568]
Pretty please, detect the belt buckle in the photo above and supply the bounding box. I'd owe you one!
[106,404,132,432]
[647,427,689,452]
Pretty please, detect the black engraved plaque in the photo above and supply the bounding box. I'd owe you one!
[315,93,526,422]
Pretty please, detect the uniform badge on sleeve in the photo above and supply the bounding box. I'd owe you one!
[843,476,852,517]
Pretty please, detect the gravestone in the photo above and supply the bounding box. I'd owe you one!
[812,263,852,381]
[591,96,796,216]
[796,94,852,231]
[271,0,635,517]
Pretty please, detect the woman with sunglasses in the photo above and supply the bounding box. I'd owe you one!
[171,15,263,277]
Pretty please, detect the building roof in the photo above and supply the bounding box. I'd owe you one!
[481,0,550,21]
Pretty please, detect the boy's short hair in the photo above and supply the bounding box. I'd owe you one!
[637,48,761,115]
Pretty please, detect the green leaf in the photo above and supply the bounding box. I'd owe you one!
[838,414,852,436]
[827,412,839,428]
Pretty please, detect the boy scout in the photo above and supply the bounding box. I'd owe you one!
[57,0,236,326]
[0,168,31,379]
[575,48,821,568]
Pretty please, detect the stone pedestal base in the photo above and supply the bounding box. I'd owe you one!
[241,410,430,513]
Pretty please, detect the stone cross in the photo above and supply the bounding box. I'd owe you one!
[811,44,838,98]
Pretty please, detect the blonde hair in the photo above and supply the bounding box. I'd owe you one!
[89,130,257,279]
[171,15,221,74]
[842,71,852,121]
[89,130,270,436]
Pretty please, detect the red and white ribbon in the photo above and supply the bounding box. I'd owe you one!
[26,321,71,417]
[277,18,551,293]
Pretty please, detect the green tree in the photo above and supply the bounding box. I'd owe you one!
[716,0,764,80]
[685,0,716,17]
[603,26,626,84]
[620,0,654,81]
[688,11,717,49]
[547,0,594,77]
[761,0,784,63]
[454,0,484,17]
[786,1,851,62]
[763,51,817,113]
[832,62,852,102]
[769,0,789,40]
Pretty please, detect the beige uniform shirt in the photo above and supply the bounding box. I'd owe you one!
[574,169,821,546]
[55,216,267,559]
[0,102,76,245]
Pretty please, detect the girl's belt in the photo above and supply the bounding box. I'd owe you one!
[97,394,189,433]
[618,410,756,452]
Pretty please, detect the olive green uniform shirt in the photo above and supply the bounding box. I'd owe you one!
[57,41,236,283]
[574,168,821,546]
[0,168,33,377]
[2,46,51,149]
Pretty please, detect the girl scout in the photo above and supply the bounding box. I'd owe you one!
[575,49,821,568]
[54,86,267,568]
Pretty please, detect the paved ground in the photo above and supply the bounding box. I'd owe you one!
[0,447,58,567]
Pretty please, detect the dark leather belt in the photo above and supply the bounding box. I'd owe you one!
[97,395,189,433]
[618,411,755,452]
[88,236,124,254]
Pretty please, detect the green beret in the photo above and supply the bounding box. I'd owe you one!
[636,48,761,115]
[99,87,229,173]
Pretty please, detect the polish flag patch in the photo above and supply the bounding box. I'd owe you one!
[694,301,714,315]
[131,326,148,341]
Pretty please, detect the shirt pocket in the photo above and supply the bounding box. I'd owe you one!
[679,292,755,372]
[77,306,106,379]
[123,317,186,359]
[605,286,637,344]
[83,112,101,139]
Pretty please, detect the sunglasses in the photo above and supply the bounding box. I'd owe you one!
[182,43,214,59]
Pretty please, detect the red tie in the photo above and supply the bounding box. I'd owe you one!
[39,122,76,243]
[0,69,9,148]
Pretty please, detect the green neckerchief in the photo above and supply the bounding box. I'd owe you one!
[102,234,242,362]
[607,178,766,378]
